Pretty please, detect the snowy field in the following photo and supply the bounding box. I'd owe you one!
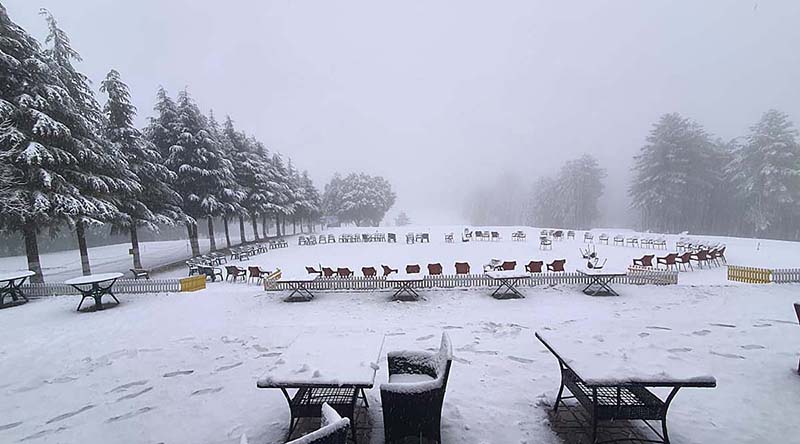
[2,226,800,444]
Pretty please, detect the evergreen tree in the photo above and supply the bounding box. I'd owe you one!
[323,172,396,226]
[267,153,294,236]
[555,155,606,229]
[730,110,800,238]
[298,170,321,232]
[221,117,268,242]
[208,111,245,248]
[100,69,183,268]
[394,211,411,226]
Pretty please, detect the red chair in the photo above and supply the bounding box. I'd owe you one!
[547,259,566,272]
[337,267,354,278]
[305,266,322,276]
[525,261,543,273]
[454,262,470,275]
[427,263,443,275]
[322,267,336,278]
[501,261,516,271]
[406,264,421,274]
[657,253,677,270]
[676,252,693,271]
[362,267,377,277]
[382,265,398,276]
[691,250,710,269]
[633,254,655,267]
[248,266,267,284]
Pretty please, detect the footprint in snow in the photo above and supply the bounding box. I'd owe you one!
[258,352,282,358]
[592,335,605,342]
[191,387,223,396]
[740,344,766,350]
[507,356,535,364]
[163,370,194,378]
[646,326,672,331]
[46,405,95,424]
[638,332,650,338]
[215,362,243,372]
[46,376,78,384]
[115,387,153,402]
[252,344,270,353]
[385,332,406,336]
[668,347,692,353]
[442,325,463,330]
[416,334,434,341]
[752,323,772,328]
[453,357,472,365]
[692,330,712,336]
[19,426,68,442]
[709,323,736,328]
[105,407,155,423]
[108,380,149,393]
[0,421,22,431]
[710,351,746,360]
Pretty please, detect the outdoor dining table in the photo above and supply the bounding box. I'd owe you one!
[385,273,425,301]
[577,268,627,296]
[0,270,36,308]
[485,270,529,299]
[279,273,319,302]
[64,272,124,312]
[257,333,384,443]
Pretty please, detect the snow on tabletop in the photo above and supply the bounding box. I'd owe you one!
[485,270,530,279]
[576,268,628,276]
[257,332,383,387]
[385,273,425,282]
[278,272,319,283]
[63,272,125,285]
[0,270,35,281]
[537,332,716,386]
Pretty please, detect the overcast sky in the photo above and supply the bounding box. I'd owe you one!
[6,0,800,226]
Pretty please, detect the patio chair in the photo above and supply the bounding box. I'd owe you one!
[322,267,336,278]
[632,254,655,268]
[362,266,377,277]
[639,238,653,249]
[286,403,350,444]
[501,261,516,271]
[539,236,552,250]
[327,234,336,243]
[406,233,415,244]
[613,235,624,246]
[676,252,693,271]
[626,237,639,248]
[298,236,307,246]
[406,264,421,274]
[421,233,430,243]
[382,265,398,276]
[427,263,443,275]
[362,234,371,243]
[337,267,354,278]
[474,230,484,240]
[652,238,667,249]
[714,246,727,265]
[186,260,200,276]
[583,232,593,242]
[567,230,575,240]
[547,259,566,272]
[599,233,609,245]
[691,249,711,269]
[553,230,564,241]
[198,264,223,282]
[130,268,150,280]
[525,260,544,273]
[657,253,678,270]
[490,231,501,241]
[248,266,267,284]
[225,265,247,282]
[306,266,323,276]
[454,262,470,275]
[387,233,396,243]
[462,230,473,242]
[380,332,453,444]
[444,233,454,243]
[318,235,327,244]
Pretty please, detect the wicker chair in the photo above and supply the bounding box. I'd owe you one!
[454,262,470,275]
[547,259,566,272]
[406,264,421,274]
[501,261,516,271]
[525,260,543,273]
[632,254,655,268]
[382,265,398,276]
[337,267,354,278]
[381,332,453,444]
[427,263,443,275]
[362,266,377,277]
[286,402,350,444]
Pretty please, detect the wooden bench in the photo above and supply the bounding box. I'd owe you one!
[536,332,716,444]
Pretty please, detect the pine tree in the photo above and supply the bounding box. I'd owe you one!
[299,170,321,232]
[221,117,267,243]
[40,9,140,275]
[100,69,183,268]
[394,211,411,226]
[267,153,294,235]
[323,172,396,226]
[555,155,606,229]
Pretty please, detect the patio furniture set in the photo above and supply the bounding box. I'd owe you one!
[634,245,726,271]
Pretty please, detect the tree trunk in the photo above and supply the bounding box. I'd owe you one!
[207,217,217,251]
[23,223,44,284]
[239,215,247,244]
[262,214,268,238]
[251,215,260,241]
[281,216,286,236]
[223,216,231,249]
[76,220,92,276]
[130,225,142,269]
[187,222,200,256]
[275,215,281,237]
[292,216,297,234]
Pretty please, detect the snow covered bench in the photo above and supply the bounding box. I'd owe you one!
[536,332,716,444]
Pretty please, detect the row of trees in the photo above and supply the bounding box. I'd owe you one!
[0,6,321,282]
[322,173,396,226]
[630,110,800,240]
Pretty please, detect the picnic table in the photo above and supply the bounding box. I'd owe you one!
[0,270,36,308]
[485,270,528,299]
[64,272,124,312]
[257,333,384,443]
[577,268,627,296]
[385,273,425,301]
[536,332,716,444]
[279,273,319,302]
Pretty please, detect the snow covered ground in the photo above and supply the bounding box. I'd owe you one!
[1,226,799,444]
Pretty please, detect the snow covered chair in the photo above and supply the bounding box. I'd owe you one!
[380,332,453,444]
[547,259,566,272]
[583,232,594,243]
[598,233,609,245]
[613,235,625,246]
[225,265,247,282]
[387,233,396,243]
[539,236,552,250]
[336,267,354,278]
[633,254,655,268]
[657,253,677,270]
[322,267,336,278]
[286,402,350,444]
[501,261,516,271]
[525,260,543,273]
[566,230,575,240]
[490,231,501,241]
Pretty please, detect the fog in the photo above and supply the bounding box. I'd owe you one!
[6,0,800,226]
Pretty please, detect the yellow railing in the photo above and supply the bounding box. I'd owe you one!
[179,275,207,292]
[727,265,772,284]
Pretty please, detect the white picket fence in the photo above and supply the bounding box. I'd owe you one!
[22,279,181,298]
[265,270,678,292]
[771,268,800,284]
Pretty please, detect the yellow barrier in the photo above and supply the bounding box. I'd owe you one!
[263,269,281,290]
[180,275,207,292]
[727,265,772,284]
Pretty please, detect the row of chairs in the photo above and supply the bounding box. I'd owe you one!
[406,232,430,244]
[306,259,568,278]
[464,230,501,241]
[222,265,274,283]
[633,246,727,271]
[339,233,393,243]
[540,229,576,240]
[601,235,668,249]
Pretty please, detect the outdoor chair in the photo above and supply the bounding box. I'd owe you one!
[327,234,336,243]
[322,267,336,278]
[444,233,454,243]
[420,233,430,243]
[380,332,453,444]
[626,237,639,248]
[640,238,653,248]
[286,402,350,444]
[382,265,398,276]
[462,230,473,242]
[613,235,624,246]
[539,236,552,250]
[567,230,575,240]
[428,263,443,275]
[387,233,396,243]
[474,230,484,240]
[337,267,354,278]
[633,254,655,268]
[525,261,543,273]
[713,246,727,265]
[362,234,371,243]
[318,235,327,244]
[406,264,421,274]
[248,266,267,284]
[491,231,501,241]
[657,253,678,270]
[454,262,470,275]
[480,231,490,241]
[198,265,223,282]
[406,233,415,244]
[362,266,377,277]
[339,234,347,243]
[584,232,593,242]
[298,236,307,246]
[306,266,323,276]
[130,268,150,280]
[211,252,228,264]
[652,238,667,249]
[676,252,693,271]
[553,230,564,241]
[225,265,247,282]
[501,261,516,271]
[186,261,199,276]
[547,259,566,272]
[599,233,609,245]
[691,250,710,269]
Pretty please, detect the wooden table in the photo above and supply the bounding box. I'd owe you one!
[279,273,319,302]
[385,273,425,301]
[485,270,529,299]
[257,333,384,443]
[536,332,716,444]
[577,269,627,296]
[0,270,36,308]
[64,272,124,311]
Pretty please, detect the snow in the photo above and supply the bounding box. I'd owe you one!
[1,226,799,442]
[387,373,435,384]
[286,403,349,444]
[63,272,124,286]
[0,269,35,281]
[485,270,531,279]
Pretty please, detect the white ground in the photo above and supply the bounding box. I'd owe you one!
[1,226,799,444]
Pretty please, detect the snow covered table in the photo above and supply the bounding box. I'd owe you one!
[0,270,35,308]
[257,333,384,443]
[279,273,319,302]
[577,268,627,296]
[64,272,124,312]
[536,332,716,444]
[485,270,529,299]
[385,273,425,301]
